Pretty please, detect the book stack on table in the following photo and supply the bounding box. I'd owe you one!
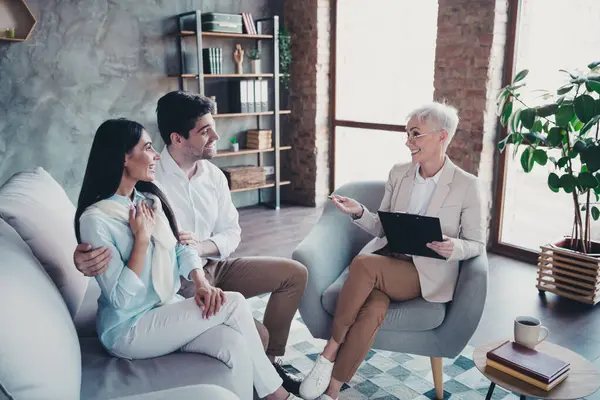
[486,341,570,391]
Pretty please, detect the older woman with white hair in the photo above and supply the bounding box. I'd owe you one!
[299,101,486,400]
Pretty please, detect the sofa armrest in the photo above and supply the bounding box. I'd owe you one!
[434,252,489,357]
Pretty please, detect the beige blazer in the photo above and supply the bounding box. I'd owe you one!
[353,158,486,303]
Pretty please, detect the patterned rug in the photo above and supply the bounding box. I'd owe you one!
[248,295,520,400]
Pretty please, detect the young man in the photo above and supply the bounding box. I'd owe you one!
[73,91,308,394]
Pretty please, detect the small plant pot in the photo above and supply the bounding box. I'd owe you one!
[251,59,261,74]
[231,142,239,152]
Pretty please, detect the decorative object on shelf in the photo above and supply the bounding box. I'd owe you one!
[0,0,37,42]
[221,166,266,190]
[246,130,272,149]
[200,12,243,33]
[248,49,261,74]
[233,44,244,74]
[496,61,600,305]
[210,96,217,114]
[230,137,239,152]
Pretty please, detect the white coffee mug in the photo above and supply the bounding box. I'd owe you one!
[514,316,549,349]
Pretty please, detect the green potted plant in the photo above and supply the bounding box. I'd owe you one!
[496,61,600,304]
[230,137,239,152]
[248,49,261,74]
[279,26,291,109]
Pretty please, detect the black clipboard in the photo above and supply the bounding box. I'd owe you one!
[377,211,446,259]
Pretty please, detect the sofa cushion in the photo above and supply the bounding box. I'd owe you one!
[322,267,446,331]
[80,325,251,400]
[74,278,101,337]
[0,218,81,400]
[0,166,89,317]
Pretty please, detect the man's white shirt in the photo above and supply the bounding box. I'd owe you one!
[154,147,241,261]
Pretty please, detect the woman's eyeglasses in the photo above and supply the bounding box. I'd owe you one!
[402,129,442,142]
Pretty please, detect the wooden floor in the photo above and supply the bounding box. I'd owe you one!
[232,205,600,368]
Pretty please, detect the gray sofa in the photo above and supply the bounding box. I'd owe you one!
[292,180,488,399]
[0,167,245,400]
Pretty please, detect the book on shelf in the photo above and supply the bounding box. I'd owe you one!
[241,12,256,35]
[229,80,269,114]
[247,79,255,113]
[229,81,249,113]
[486,341,570,391]
[202,48,222,74]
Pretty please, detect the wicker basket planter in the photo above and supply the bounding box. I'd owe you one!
[537,237,600,305]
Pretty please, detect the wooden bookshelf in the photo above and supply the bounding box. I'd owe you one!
[214,146,291,158]
[231,180,291,193]
[213,110,291,119]
[180,30,273,39]
[174,11,287,209]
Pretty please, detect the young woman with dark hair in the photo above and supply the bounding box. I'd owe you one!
[75,118,298,400]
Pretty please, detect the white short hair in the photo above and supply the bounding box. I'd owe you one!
[406,101,460,145]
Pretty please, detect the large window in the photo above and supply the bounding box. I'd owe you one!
[494,0,600,258]
[331,0,438,189]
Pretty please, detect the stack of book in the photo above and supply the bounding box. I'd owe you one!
[202,48,222,74]
[246,130,272,149]
[486,341,570,391]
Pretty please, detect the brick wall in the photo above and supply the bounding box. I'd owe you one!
[434,0,508,242]
[282,0,331,207]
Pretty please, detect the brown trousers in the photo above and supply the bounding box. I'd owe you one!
[331,253,421,382]
[180,256,307,357]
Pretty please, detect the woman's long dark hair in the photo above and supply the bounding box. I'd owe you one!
[75,118,179,242]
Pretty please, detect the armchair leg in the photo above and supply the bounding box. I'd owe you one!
[430,357,444,400]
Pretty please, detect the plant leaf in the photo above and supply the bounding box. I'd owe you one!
[513,69,529,83]
[588,61,600,70]
[558,156,570,168]
[559,69,578,80]
[593,206,600,221]
[520,147,534,172]
[501,101,513,126]
[547,127,563,146]
[581,115,600,136]
[531,120,544,134]
[587,81,600,93]
[548,173,560,192]
[574,94,597,123]
[560,174,577,193]
[574,140,587,154]
[509,108,522,134]
[557,85,574,95]
[578,172,598,189]
[555,105,574,127]
[533,149,547,165]
[537,103,558,118]
[582,145,600,173]
[520,108,536,129]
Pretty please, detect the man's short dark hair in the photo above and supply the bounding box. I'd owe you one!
[156,91,215,145]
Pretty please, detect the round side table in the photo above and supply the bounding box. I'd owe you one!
[473,340,600,400]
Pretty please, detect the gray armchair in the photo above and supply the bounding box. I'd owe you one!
[292,180,488,400]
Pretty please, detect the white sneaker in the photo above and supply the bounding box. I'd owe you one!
[318,394,338,400]
[299,355,334,400]
[286,394,302,399]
